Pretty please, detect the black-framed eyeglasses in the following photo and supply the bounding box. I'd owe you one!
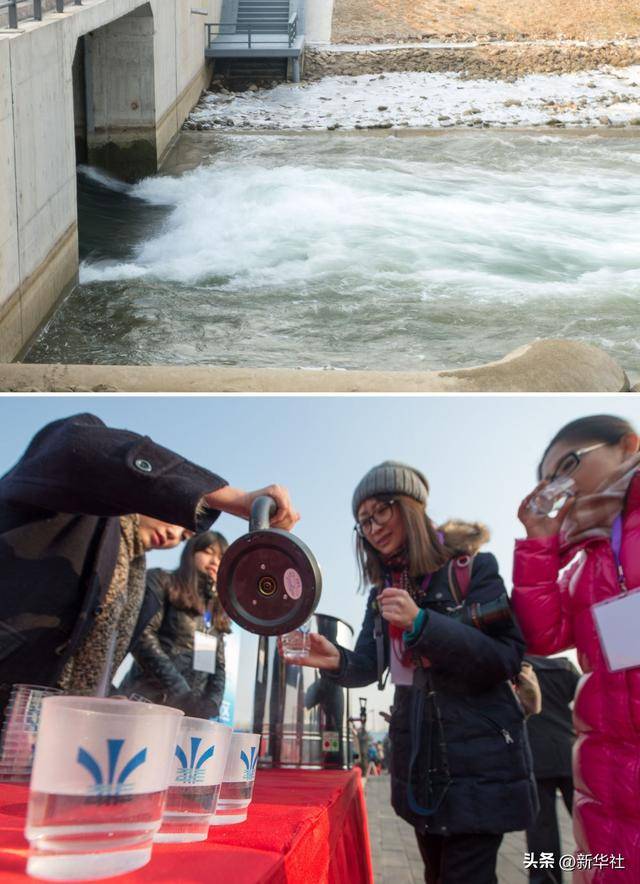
[354,500,396,538]
[548,441,609,482]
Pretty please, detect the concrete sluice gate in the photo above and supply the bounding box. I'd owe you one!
[0,0,223,365]
[72,6,158,182]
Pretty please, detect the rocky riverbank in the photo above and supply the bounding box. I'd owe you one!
[188,65,640,131]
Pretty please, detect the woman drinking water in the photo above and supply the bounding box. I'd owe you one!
[512,415,640,884]
[286,461,537,884]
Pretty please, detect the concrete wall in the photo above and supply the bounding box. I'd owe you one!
[0,341,631,393]
[86,5,158,179]
[0,0,222,363]
[304,0,334,43]
[0,37,21,362]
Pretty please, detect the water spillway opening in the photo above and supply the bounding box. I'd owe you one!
[212,58,289,91]
[26,130,640,375]
[69,5,157,185]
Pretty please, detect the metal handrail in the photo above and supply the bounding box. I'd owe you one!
[206,17,298,50]
[287,11,297,48]
[0,0,81,29]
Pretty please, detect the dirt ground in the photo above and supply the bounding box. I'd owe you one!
[331,0,640,43]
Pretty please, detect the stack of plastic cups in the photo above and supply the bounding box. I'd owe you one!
[211,732,262,826]
[155,718,232,842]
[128,694,152,704]
[0,685,63,784]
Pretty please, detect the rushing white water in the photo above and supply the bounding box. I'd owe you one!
[29,131,640,373]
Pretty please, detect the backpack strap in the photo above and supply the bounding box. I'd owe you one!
[447,555,475,605]
[374,608,389,691]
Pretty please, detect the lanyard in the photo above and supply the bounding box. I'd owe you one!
[610,515,627,592]
[382,571,432,596]
[373,572,431,690]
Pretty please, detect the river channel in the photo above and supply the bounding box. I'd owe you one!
[26,129,640,375]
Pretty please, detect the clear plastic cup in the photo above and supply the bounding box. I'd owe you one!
[528,476,576,518]
[25,697,183,881]
[211,732,261,826]
[280,623,311,660]
[0,685,63,783]
[155,718,231,843]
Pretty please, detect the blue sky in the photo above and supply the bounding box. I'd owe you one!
[1,394,636,724]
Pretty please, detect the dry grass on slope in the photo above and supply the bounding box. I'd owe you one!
[332,0,640,43]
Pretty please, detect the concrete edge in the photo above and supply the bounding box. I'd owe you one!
[0,223,78,365]
[0,339,632,393]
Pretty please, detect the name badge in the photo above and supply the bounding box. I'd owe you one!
[592,587,640,672]
[389,635,414,686]
[193,631,218,674]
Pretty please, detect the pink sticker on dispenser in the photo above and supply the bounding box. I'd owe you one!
[284,569,302,600]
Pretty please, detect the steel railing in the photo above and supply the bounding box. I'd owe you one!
[287,12,296,46]
[0,0,81,29]
[206,13,298,50]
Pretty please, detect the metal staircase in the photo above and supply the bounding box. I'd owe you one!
[205,0,305,83]
[236,0,291,34]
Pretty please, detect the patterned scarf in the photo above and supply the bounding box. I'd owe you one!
[381,547,431,606]
[560,453,640,553]
[58,515,147,694]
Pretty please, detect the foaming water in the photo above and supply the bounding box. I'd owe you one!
[28,132,640,372]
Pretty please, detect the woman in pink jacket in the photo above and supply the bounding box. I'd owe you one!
[512,414,640,883]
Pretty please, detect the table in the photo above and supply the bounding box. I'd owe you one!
[0,768,373,884]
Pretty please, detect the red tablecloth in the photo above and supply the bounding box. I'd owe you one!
[0,768,373,884]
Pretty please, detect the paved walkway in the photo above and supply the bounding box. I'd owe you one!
[364,773,576,883]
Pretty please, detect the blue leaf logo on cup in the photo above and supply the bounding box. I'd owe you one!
[240,746,259,781]
[175,736,215,785]
[77,738,147,797]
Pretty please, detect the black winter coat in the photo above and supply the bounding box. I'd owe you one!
[324,553,539,836]
[524,655,579,779]
[121,569,227,718]
[0,413,227,712]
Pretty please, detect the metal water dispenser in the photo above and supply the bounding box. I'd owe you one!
[217,496,322,635]
[252,614,354,770]
[216,497,353,769]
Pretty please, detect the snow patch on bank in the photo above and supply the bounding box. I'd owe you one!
[188,66,640,131]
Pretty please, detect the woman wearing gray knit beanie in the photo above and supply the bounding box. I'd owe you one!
[285,461,537,884]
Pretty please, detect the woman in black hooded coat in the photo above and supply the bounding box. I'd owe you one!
[121,531,231,719]
[286,461,538,884]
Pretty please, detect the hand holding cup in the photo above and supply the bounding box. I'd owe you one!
[277,633,341,671]
[518,479,576,539]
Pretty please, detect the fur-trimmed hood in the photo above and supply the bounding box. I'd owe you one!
[438,519,491,556]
